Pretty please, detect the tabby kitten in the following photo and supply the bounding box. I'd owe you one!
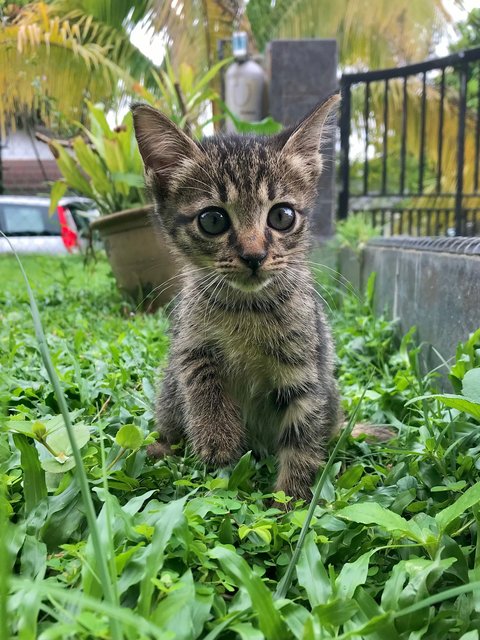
[132,95,340,501]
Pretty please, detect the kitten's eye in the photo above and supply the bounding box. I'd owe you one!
[198,208,230,235]
[267,205,295,231]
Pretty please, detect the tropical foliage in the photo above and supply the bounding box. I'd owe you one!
[48,102,146,215]
[47,56,229,214]
[2,0,462,131]
[132,54,231,137]
[0,1,140,134]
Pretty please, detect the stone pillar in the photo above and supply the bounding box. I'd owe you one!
[267,39,338,240]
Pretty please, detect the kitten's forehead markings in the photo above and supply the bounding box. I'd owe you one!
[256,178,269,204]
[224,176,238,203]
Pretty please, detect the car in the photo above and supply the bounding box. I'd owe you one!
[0,195,100,255]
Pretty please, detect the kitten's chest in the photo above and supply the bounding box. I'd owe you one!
[212,305,315,389]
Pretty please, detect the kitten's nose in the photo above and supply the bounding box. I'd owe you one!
[239,251,267,272]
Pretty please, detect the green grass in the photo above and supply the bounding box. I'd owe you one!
[1,253,480,639]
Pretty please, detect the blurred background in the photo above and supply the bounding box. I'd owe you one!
[0,1,479,264]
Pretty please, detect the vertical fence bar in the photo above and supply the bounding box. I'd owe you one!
[474,71,480,193]
[436,68,445,194]
[0,131,3,195]
[338,77,351,220]
[426,210,432,236]
[400,76,408,194]
[455,63,468,236]
[381,79,389,194]
[363,82,370,195]
[418,71,427,194]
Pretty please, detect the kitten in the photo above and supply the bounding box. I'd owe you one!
[132,95,341,501]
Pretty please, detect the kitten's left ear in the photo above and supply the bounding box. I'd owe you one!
[131,103,203,181]
[279,93,340,160]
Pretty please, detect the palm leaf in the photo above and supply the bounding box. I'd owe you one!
[248,0,462,68]
[148,0,252,72]
[0,1,134,134]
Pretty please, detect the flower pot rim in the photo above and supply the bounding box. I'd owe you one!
[90,205,153,231]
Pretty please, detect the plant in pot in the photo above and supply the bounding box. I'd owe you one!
[49,56,229,310]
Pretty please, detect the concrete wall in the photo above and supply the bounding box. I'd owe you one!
[267,39,338,240]
[346,238,480,376]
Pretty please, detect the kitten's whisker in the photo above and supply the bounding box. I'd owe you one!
[170,271,216,315]
[305,261,361,302]
[203,274,226,327]
[136,266,212,311]
[283,265,334,314]
[285,249,361,302]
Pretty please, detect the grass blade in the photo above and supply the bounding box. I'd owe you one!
[1,233,122,640]
[138,495,188,616]
[0,484,10,640]
[435,481,480,532]
[393,582,480,620]
[10,576,167,638]
[12,434,47,515]
[296,530,331,606]
[210,546,290,639]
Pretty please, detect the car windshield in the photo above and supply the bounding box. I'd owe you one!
[0,203,61,236]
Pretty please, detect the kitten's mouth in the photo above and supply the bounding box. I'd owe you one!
[225,272,273,292]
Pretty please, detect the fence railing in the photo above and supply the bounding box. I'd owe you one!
[338,46,480,237]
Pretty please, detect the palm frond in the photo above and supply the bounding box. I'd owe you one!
[148,0,252,72]
[0,2,136,134]
[248,0,462,68]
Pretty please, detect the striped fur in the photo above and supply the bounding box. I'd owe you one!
[132,95,341,501]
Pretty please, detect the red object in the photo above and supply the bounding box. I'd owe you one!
[57,205,78,252]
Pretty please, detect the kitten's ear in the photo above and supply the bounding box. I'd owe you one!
[131,103,202,180]
[279,93,340,160]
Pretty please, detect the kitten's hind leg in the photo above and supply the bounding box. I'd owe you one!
[148,369,185,459]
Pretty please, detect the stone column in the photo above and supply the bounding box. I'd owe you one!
[267,39,338,240]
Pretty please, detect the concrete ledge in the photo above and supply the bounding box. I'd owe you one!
[360,237,480,371]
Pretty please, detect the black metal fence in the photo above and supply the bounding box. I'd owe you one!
[338,46,480,236]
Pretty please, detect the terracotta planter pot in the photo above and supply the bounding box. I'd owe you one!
[91,206,179,311]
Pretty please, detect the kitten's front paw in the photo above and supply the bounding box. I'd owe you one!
[197,443,237,468]
[187,415,244,468]
[146,441,174,459]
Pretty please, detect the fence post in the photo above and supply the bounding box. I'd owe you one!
[0,132,3,195]
[338,76,351,220]
[455,61,468,236]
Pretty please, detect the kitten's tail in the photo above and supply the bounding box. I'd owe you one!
[347,422,395,442]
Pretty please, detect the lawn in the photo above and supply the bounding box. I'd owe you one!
[1,253,480,639]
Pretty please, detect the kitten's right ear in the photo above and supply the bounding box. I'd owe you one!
[131,103,202,180]
[278,93,340,160]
